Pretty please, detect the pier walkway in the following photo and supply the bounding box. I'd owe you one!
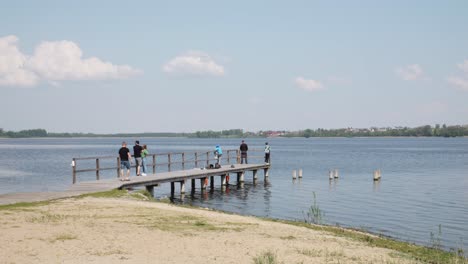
[0,148,270,205]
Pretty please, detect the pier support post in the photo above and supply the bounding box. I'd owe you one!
[221,174,227,186]
[298,169,302,178]
[180,180,186,194]
[253,170,258,184]
[191,178,196,192]
[146,185,154,196]
[264,168,269,181]
[292,170,297,180]
[210,176,214,190]
[170,182,175,197]
[200,177,207,190]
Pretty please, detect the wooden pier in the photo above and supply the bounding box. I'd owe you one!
[0,148,270,205]
[70,163,270,198]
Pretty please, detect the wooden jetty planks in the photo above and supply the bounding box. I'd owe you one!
[0,163,270,205]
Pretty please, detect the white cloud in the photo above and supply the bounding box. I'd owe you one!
[457,60,468,73]
[448,59,468,91]
[162,51,225,76]
[448,76,468,91]
[395,64,425,80]
[0,35,141,87]
[294,77,324,92]
[0,35,38,87]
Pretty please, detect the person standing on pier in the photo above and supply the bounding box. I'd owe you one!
[214,145,223,166]
[264,142,271,164]
[133,140,143,176]
[239,140,248,164]
[119,142,132,181]
[141,144,148,176]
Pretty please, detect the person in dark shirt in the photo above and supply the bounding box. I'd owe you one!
[133,140,143,176]
[239,140,248,164]
[264,142,271,164]
[119,141,132,181]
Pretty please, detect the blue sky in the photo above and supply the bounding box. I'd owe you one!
[1,0,467,133]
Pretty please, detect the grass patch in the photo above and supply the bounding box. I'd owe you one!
[267,219,467,264]
[253,250,282,264]
[50,233,77,242]
[78,189,155,202]
[297,248,322,257]
[280,235,296,240]
[27,212,69,223]
[140,214,227,233]
[91,249,128,256]
[0,200,51,211]
[78,189,129,199]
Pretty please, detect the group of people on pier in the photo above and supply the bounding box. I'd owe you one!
[118,140,271,181]
[118,140,148,181]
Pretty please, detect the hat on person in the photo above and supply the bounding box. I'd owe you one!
[136,140,140,144]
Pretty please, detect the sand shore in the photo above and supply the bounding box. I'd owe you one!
[0,194,423,264]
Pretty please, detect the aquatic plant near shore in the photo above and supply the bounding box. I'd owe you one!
[302,192,324,225]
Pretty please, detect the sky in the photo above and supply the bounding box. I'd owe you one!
[1,0,468,133]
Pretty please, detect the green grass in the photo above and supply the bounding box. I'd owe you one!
[267,219,467,264]
[0,200,51,211]
[78,189,129,199]
[253,250,282,264]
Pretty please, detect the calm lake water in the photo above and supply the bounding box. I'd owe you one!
[0,137,467,252]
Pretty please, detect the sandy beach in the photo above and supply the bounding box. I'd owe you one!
[0,192,429,264]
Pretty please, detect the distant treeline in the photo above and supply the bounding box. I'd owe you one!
[286,124,468,138]
[0,125,467,138]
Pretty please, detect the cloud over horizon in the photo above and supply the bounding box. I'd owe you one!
[448,60,468,91]
[162,51,225,77]
[0,35,141,87]
[395,64,425,81]
[294,77,324,92]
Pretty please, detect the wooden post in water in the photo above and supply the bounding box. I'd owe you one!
[170,182,175,197]
[96,158,100,180]
[227,150,230,164]
[168,154,171,172]
[180,180,186,194]
[298,169,303,178]
[206,152,209,167]
[221,174,227,186]
[253,170,258,181]
[333,169,339,178]
[373,169,381,181]
[195,152,198,168]
[72,158,77,184]
[210,176,214,190]
[182,153,185,170]
[264,168,269,181]
[200,177,207,190]
[292,170,297,179]
[152,155,156,174]
[191,178,196,192]
[236,149,240,164]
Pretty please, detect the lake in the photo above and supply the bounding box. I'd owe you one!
[0,137,467,252]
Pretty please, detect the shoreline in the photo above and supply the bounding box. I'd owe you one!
[0,190,465,264]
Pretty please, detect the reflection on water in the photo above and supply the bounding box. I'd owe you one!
[0,137,467,252]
